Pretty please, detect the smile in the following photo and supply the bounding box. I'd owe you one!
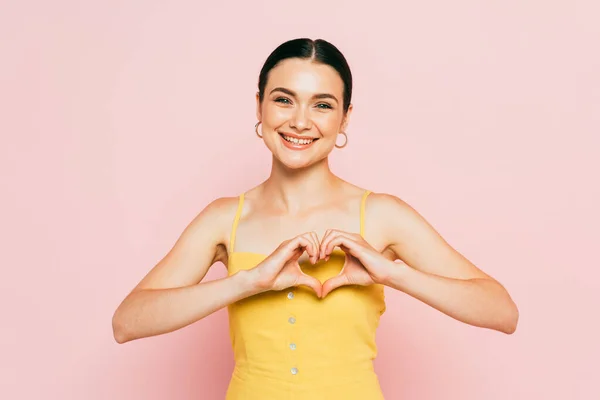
[278,132,319,150]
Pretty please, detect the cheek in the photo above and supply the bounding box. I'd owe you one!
[314,113,343,136]
[262,105,291,127]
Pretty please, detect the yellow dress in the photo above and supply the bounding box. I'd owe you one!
[225,190,387,399]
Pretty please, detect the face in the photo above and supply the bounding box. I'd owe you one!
[256,58,352,170]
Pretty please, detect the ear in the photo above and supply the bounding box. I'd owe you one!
[341,103,353,132]
[255,92,262,122]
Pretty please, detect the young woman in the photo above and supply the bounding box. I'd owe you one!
[112,38,519,399]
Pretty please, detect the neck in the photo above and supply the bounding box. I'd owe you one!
[260,156,344,214]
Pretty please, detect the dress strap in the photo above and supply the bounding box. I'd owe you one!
[229,193,245,254]
[360,190,371,238]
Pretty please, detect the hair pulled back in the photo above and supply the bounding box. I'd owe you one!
[257,38,353,113]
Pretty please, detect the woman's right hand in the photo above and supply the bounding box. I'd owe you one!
[248,232,323,297]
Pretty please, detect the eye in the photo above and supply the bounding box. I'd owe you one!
[316,103,333,110]
[274,97,292,104]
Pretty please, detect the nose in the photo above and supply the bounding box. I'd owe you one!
[289,106,312,131]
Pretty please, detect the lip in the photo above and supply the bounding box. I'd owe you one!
[278,131,319,140]
[278,132,318,151]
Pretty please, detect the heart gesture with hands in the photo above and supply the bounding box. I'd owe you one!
[250,232,324,297]
[318,229,393,297]
[250,230,394,299]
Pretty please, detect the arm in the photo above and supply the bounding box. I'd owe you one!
[374,193,519,334]
[111,197,260,344]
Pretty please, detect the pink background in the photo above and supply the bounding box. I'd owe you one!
[1,1,598,399]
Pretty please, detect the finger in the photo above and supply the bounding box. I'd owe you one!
[321,229,345,259]
[300,232,319,263]
[319,229,333,259]
[308,231,320,263]
[284,236,313,262]
[324,234,363,260]
[321,273,348,298]
[320,229,358,259]
[296,273,323,297]
[321,231,357,259]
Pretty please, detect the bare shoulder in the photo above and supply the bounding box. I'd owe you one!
[363,191,422,244]
[365,191,418,225]
[189,195,241,254]
[200,195,241,222]
[365,191,493,280]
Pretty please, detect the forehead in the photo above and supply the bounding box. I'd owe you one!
[265,58,344,97]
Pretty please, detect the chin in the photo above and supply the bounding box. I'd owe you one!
[276,155,315,170]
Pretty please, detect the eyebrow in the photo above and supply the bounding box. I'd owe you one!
[269,87,339,103]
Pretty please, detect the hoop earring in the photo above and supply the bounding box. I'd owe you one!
[335,131,348,148]
[255,122,263,138]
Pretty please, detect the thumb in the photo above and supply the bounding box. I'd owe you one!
[321,273,348,298]
[296,273,323,298]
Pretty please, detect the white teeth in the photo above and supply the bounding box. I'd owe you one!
[282,134,314,145]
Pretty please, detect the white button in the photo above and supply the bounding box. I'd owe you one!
[289,343,296,350]
[291,367,298,375]
[288,317,296,324]
[287,292,294,299]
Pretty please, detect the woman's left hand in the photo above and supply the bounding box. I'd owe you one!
[318,229,394,298]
